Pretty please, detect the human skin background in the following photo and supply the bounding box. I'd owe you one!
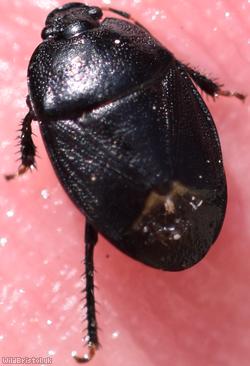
[0,0,250,365]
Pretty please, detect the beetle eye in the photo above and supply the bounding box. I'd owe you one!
[41,26,54,40]
[88,6,103,20]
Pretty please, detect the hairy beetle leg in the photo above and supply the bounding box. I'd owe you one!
[5,105,37,181]
[73,222,99,363]
[183,64,246,101]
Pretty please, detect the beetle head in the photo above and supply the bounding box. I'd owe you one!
[41,3,103,40]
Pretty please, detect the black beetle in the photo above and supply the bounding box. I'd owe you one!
[7,2,245,362]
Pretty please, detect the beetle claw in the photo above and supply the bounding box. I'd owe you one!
[5,164,30,181]
[73,343,97,363]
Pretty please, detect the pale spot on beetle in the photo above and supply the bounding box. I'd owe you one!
[133,181,207,236]
[173,233,181,240]
[164,197,175,214]
[133,181,191,230]
[133,191,167,229]
[158,226,182,243]
[189,199,203,210]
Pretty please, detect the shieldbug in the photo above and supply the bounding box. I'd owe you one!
[6,2,245,362]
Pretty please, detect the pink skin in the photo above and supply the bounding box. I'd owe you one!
[0,0,249,365]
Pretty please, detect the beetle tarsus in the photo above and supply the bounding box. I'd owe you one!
[5,164,31,181]
[215,89,246,101]
[73,343,97,363]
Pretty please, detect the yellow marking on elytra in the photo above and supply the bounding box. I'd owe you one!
[132,181,192,230]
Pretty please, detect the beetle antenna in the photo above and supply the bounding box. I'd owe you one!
[102,6,148,31]
[73,222,99,363]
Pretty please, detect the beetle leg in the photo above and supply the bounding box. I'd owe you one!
[182,64,246,101]
[102,6,148,31]
[5,98,37,180]
[73,222,99,363]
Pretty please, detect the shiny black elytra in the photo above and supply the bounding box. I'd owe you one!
[7,2,245,363]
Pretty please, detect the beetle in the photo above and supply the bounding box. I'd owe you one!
[6,2,245,363]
